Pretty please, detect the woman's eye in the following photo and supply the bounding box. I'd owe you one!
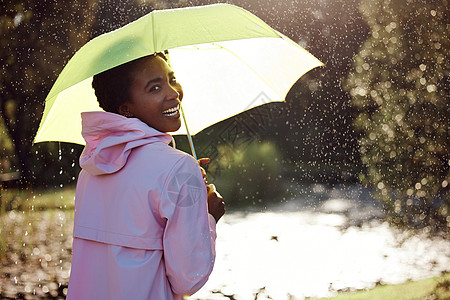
[149,85,160,92]
[170,77,177,83]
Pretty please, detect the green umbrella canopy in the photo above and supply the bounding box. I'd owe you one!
[35,4,322,145]
[44,4,279,107]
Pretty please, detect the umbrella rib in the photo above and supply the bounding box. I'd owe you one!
[213,42,283,100]
[152,12,158,53]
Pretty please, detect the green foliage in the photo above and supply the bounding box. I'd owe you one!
[0,0,98,185]
[345,0,449,230]
[208,141,284,207]
[324,273,450,300]
[0,0,371,188]
[0,116,15,174]
[0,0,169,186]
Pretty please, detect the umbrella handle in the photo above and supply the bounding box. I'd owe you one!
[180,103,197,160]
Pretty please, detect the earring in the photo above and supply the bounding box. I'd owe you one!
[123,109,133,118]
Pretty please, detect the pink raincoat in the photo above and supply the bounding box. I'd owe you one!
[67,111,217,300]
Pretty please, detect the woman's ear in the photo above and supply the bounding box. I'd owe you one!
[118,103,133,117]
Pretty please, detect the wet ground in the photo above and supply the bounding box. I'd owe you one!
[0,184,449,299]
[0,209,73,299]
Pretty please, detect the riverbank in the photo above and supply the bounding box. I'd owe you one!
[322,272,450,300]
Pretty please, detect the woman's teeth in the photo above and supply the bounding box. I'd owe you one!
[162,105,180,117]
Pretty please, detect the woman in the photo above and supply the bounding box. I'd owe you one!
[67,53,225,299]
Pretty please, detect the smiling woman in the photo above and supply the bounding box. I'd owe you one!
[66,52,225,299]
[117,54,183,133]
[92,53,184,133]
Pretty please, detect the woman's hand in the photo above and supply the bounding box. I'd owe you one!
[198,158,225,222]
[207,184,225,223]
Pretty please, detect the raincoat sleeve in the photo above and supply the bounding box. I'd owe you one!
[160,155,217,296]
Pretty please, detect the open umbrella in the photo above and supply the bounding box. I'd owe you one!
[34,3,322,158]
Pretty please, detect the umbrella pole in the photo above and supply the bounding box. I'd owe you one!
[180,103,197,160]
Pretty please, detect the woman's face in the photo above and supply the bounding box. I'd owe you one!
[119,55,183,133]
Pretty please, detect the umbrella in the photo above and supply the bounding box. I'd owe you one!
[34,3,322,158]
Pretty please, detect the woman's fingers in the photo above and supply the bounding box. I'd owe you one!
[207,184,225,222]
[198,158,210,184]
[197,158,210,166]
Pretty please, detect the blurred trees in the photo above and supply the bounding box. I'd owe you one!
[1,0,371,189]
[0,0,158,186]
[5,0,446,231]
[345,0,449,230]
[188,0,369,184]
[0,0,97,185]
[208,141,284,206]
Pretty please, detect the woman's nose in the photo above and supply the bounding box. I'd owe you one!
[167,84,180,100]
[168,83,183,101]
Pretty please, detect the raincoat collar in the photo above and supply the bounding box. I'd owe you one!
[80,111,173,175]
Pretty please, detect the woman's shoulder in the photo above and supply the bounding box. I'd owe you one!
[133,142,196,168]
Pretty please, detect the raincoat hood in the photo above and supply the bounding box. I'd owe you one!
[80,111,172,175]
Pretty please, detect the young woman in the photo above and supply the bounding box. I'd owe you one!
[66,53,225,299]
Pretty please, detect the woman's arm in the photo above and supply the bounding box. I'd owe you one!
[161,156,220,296]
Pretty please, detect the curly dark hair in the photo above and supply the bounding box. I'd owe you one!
[92,52,168,113]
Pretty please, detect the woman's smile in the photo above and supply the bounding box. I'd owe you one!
[162,103,181,118]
